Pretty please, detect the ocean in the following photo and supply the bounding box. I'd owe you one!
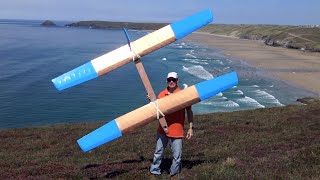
[0,20,315,129]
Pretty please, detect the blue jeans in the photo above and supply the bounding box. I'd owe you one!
[150,133,182,175]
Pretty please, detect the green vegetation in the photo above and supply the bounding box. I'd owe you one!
[1,97,319,179]
[66,21,320,52]
[199,24,320,52]
[66,21,168,31]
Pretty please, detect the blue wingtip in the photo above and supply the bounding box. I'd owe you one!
[77,120,122,152]
[170,9,214,40]
[195,72,238,101]
[52,61,98,91]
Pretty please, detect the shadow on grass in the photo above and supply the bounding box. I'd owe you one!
[160,158,205,174]
[104,170,129,179]
[82,163,131,179]
[121,156,205,173]
[121,155,145,164]
[81,156,205,178]
[82,164,100,169]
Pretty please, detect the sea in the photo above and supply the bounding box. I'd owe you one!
[0,19,316,129]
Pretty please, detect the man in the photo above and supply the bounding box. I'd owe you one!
[149,72,194,176]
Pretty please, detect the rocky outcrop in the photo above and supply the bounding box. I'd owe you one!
[264,37,320,52]
[297,97,320,105]
[238,33,320,52]
[41,20,56,27]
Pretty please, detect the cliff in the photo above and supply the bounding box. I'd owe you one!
[199,24,320,52]
[66,21,320,52]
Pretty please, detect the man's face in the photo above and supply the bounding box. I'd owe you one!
[167,77,178,88]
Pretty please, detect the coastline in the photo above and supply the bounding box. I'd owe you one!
[185,32,320,96]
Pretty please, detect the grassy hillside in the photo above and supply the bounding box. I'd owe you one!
[199,24,320,52]
[0,97,319,179]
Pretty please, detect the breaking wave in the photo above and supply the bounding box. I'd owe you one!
[182,65,213,80]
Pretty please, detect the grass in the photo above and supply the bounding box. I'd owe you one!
[199,24,320,52]
[0,97,319,179]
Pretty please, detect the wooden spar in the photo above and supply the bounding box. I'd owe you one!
[134,59,169,133]
[123,26,169,133]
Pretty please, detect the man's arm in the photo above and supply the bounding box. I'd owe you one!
[186,108,194,140]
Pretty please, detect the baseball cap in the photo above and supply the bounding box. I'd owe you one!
[167,72,178,79]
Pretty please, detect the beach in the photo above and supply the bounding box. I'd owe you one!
[186,33,320,96]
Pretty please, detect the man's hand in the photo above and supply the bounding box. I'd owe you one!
[186,128,193,140]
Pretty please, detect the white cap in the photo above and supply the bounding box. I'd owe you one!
[167,72,178,79]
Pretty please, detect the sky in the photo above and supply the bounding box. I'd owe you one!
[0,0,320,25]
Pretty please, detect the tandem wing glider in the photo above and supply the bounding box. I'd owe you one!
[51,10,239,152]
[52,9,213,91]
[77,72,238,152]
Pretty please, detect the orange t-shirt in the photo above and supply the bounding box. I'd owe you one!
[157,87,192,138]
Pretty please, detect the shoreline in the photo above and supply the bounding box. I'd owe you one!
[185,32,320,96]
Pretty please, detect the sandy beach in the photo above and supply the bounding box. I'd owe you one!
[186,33,320,96]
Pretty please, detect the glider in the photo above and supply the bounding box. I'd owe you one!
[51,9,239,152]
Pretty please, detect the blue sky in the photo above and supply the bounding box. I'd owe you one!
[0,0,319,25]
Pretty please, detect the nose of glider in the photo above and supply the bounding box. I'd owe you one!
[170,9,213,40]
[77,120,122,152]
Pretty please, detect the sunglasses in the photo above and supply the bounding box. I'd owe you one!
[167,78,177,82]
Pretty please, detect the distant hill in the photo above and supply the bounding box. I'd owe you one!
[66,21,320,52]
[41,20,56,27]
[65,21,168,30]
